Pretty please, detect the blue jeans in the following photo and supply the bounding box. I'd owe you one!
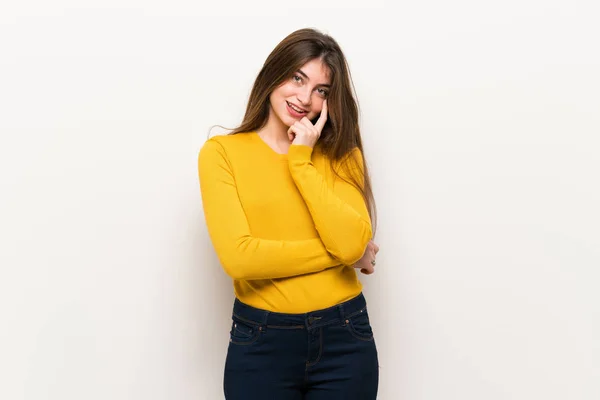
[223,292,379,399]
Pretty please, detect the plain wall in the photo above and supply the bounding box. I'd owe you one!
[1,1,598,399]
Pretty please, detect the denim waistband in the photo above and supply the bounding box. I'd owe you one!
[231,292,368,330]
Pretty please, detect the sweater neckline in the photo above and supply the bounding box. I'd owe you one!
[252,131,289,161]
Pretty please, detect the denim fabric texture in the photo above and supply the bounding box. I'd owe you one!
[224,292,379,399]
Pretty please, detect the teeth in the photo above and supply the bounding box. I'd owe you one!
[288,102,306,113]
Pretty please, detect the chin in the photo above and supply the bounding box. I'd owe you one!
[278,109,295,126]
[281,114,295,126]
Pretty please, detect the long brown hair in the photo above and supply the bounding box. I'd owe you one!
[209,28,377,237]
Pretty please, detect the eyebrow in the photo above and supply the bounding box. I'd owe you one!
[296,69,331,88]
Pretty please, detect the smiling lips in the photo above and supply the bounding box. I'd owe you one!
[287,101,307,114]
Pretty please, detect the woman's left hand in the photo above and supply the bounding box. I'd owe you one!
[288,99,328,147]
[353,240,379,275]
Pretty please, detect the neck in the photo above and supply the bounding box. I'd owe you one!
[256,108,290,148]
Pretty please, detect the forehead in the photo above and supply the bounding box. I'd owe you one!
[298,59,331,84]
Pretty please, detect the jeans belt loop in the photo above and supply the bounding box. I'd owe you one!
[338,303,346,326]
[260,311,269,332]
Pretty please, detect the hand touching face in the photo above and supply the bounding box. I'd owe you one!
[287,99,327,147]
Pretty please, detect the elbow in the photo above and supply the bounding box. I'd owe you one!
[221,260,250,280]
[215,237,263,281]
[336,247,366,266]
[215,252,249,280]
[329,223,373,265]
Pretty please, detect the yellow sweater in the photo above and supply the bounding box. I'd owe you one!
[197,131,372,313]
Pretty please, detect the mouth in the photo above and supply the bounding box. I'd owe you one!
[286,101,308,115]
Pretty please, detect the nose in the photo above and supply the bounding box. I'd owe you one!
[296,87,312,106]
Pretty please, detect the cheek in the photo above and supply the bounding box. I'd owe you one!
[270,90,281,102]
[310,106,323,119]
[269,92,285,112]
[275,83,294,97]
[271,89,290,108]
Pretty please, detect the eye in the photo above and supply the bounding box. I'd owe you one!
[317,88,329,97]
[292,74,302,83]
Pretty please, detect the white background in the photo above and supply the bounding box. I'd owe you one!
[1,1,598,399]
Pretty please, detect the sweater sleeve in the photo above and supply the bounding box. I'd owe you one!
[287,144,372,266]
[197,139,342,281]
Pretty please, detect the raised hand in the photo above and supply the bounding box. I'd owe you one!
[287,99,328,147]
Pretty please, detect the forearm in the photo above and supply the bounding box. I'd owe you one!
[206,232,342,280]
[288,144,372,265]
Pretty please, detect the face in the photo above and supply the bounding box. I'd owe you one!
[268,58,331,127]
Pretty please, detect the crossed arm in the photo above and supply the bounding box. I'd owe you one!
[197,139,371,280]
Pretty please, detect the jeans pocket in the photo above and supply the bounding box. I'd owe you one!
[230,315,260,345]
[346,307,374,341]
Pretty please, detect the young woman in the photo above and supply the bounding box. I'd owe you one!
[198,28,380,399]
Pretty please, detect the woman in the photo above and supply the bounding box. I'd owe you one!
[198,27,380,399]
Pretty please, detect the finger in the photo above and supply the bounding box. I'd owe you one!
[287,125,297,141]
[287,121,303,139]
[360,265,374,275]
[361,257,375,274]
[300,117,321,140]
[299,117,319,137]
[368,240,378,253]
[287,122,305,139]
[314,99,328,132]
